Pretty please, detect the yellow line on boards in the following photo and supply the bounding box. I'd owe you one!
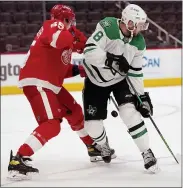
[1,78,182,95]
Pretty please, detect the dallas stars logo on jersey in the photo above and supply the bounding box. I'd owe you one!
[100,20,112,28]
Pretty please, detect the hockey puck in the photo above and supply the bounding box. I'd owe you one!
[111,110,118,117]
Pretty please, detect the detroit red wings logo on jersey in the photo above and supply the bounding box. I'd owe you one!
[61,48,72,65]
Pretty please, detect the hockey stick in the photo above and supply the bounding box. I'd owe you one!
[110,95,119,111]
[109,67,179,164]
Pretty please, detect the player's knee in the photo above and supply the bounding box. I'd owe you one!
[119,103,142,128]
[116,91,135,106]
[67,104,84,131]
[36,119,61,141]
[48,119,61,138]
[84,120,104,138]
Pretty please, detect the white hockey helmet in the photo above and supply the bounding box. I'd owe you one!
[121,4,149,32]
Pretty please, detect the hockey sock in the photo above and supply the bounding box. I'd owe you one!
[119,103,149,153]
[76,129,94,145]
[85,120,107,145]
[128,121,149,153]
[74,124,94,145]
[69,117,94,145]
[17,119,61,156]
[79,135,94,145]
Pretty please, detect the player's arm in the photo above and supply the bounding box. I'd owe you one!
[69,26,87,54]
[127,50,145,95]
[46,21,74,49]
[65,64,86,78]
[129,50,153,118]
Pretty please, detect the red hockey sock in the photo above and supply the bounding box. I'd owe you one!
[74,126,94,145]
[17,119,61,157]
[80,135,94,145]
[17,144,34,157]
[79,135,94,145]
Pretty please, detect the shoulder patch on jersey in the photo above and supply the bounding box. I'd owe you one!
[100,20,112,28]
[99,17,120,40]
[129,33,146,51]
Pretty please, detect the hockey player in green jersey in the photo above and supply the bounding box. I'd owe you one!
[82,4,159,173]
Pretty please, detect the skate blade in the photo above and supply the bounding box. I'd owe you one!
[90,153,117,162]
[7,170,39,181]
[145,163,160,174]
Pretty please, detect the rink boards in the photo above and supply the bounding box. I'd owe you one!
[0,48,182,95]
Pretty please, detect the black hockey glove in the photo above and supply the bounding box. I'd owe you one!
[135,92,153,118]
[105,52,130,74]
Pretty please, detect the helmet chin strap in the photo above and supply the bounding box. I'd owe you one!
[129,30,133,42]
[120,20,136,42]
[126,25,135,43]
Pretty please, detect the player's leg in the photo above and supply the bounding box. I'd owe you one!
[83,78,114,163]
[8,86,65,179]
[113,79,158,172]
[58,87,100,162]
[57,87,108,162]
[57,87,94,146]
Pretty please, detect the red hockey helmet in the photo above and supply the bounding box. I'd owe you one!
[50,4,75,23]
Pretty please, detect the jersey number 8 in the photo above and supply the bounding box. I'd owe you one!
[93,31,103,42]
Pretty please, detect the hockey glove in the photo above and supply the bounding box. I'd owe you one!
[73,41,85,53]
[78,65,87,77]
[69,26,87,53]
[105,52,130,73]
[72,65,87,77]
[135,92,153,118]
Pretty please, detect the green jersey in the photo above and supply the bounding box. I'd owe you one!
[83,17,146,94]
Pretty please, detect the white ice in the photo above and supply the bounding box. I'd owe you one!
[1,86,182,187]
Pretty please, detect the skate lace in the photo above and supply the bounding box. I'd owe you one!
[22,156,33,167]
[94,144,102,151]
[143,151,155,164]
[101,143,111,156]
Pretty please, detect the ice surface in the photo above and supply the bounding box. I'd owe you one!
[1,86,181,187]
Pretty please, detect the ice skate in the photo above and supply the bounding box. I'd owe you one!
[8,150,39,180]
[100,138,112,163]
[87,143,116,162]
[142,148,160,173]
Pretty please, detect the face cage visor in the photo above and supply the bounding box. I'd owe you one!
[64,17,76,29]
[126,20,149,32]
[71,19,76,26]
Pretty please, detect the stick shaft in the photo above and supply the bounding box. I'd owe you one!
[110,96,119,111]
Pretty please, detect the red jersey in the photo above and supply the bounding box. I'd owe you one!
[18,19,75,94]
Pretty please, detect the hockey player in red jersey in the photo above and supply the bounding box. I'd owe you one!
[8,4,115,180]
